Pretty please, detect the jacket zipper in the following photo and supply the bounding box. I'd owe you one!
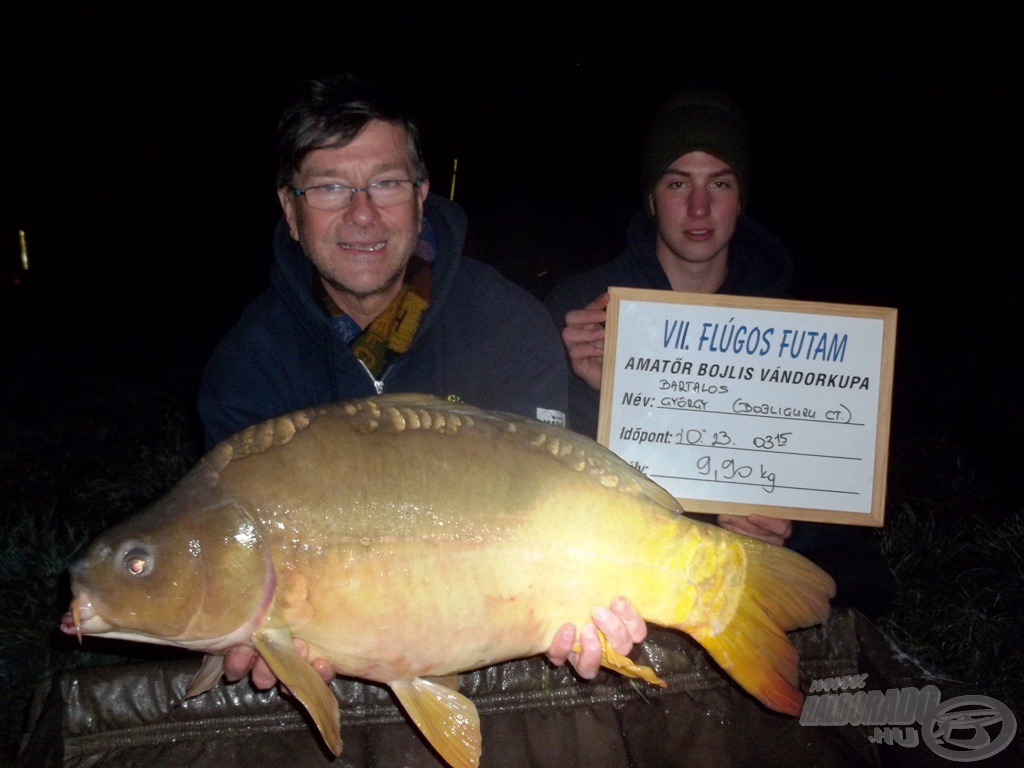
[356,358,386,394]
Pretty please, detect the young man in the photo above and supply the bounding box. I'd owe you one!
[545,87,895,617]
[199,74,642,690]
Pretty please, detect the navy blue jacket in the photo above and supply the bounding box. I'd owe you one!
[198,194,568,448]
[544,211,793,439]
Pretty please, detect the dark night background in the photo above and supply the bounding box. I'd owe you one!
[1,2,1022,762]
[4,0,1018,490]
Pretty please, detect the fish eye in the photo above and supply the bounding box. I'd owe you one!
[121,545,154,577]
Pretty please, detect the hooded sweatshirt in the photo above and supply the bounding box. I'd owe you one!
[198,194,568,448]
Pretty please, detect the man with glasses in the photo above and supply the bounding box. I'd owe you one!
[199,75,566,448]
[198,74,643,700]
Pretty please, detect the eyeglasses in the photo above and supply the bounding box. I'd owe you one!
[288,179,423,211]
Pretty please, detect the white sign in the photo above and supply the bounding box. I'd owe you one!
[599,288,897,526]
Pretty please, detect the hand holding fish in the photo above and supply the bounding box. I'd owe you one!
[223,639,335,690]
[547,596,647,678]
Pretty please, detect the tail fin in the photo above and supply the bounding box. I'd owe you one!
[689,538,835,716]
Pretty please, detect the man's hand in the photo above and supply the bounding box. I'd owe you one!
[561,292,611,391]
[716,513,792,547]
[545,596,646,679]
[223,640,335,692]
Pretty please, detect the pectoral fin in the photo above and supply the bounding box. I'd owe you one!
[254,629,342,757]
[573,632,667,687]
[390,677,481,768]
[424,673,460,691]
[183,653,225,699]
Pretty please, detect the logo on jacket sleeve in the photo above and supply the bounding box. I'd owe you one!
[536,408,566,427]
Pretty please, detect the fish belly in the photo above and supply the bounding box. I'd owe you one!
[310,526,683,680]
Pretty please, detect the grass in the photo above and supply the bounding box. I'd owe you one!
[875,437,1024,709]
[1,325,1021,766]
[0,341,203,764]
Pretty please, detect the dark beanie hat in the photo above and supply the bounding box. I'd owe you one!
[641,87,750,206]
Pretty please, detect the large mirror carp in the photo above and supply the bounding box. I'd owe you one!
[63,393,835,767]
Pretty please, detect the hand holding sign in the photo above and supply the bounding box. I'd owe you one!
[562,292,611,391]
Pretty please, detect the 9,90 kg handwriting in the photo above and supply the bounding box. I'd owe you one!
[697,456,776,493]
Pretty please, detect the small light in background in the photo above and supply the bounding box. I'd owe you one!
[19,229,29,271]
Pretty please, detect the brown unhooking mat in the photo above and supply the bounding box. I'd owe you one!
[16,608,1021,767]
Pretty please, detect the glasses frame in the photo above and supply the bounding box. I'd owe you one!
[288,179,424,211]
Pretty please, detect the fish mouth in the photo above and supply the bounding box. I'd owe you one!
[60,595,113,642]
[60,604,82,644]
